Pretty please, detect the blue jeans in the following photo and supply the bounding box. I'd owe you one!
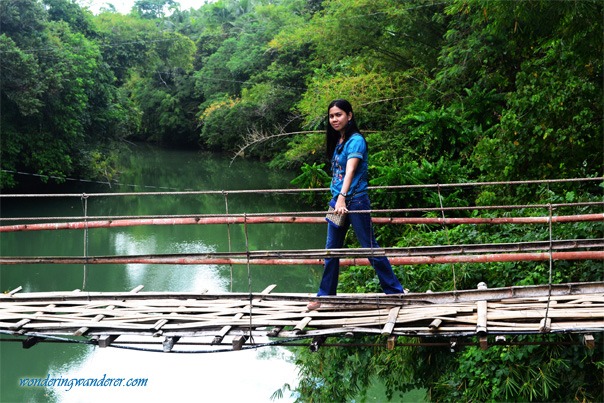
[317,193,404,296]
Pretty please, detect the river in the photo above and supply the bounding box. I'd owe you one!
[0,144,326,402]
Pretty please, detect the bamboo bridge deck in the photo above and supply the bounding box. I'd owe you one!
[1,282,602,353]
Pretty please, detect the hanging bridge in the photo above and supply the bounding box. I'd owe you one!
[0,177,602,353]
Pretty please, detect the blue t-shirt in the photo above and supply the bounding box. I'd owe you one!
[330,133,368,199]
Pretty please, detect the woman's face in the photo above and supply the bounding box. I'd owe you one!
[329,105,352,135]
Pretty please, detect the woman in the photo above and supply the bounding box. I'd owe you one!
[307,99,404,310]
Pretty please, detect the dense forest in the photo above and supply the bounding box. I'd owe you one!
[1,0,602,401]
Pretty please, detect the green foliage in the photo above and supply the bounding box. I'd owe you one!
[289,162,330,204]
[291,339,418,402]
[125,30,197,144]
[431,336,603,402]
[44,0,96,36]
[290,163,330,189]
[0,34,45,116]
[0,0,130,188]
[270,132,324,169]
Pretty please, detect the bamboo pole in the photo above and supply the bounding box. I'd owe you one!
[476,283,488,335]
[1,213,602,233]
[1,251,602,266]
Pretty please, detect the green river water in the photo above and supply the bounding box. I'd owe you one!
[0,144,326,402]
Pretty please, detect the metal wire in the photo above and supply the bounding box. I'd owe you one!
[0,330,586,353]
[81,194,89,290]
[1,176,601,198]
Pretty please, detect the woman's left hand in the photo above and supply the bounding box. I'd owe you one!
[335,199,348,214]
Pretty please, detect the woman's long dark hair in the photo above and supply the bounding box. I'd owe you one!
[325,99,362,159]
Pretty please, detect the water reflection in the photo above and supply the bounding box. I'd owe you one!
[50,347,297,403]
[113,232,228,292]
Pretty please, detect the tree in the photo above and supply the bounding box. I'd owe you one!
[1,0,130,188]
[133,0,177,19]
[127,31,197,144]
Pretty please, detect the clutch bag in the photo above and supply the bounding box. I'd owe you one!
[326,205,347,227]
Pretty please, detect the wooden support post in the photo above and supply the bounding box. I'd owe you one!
[97,335,118,348]
[310,335,326,352]
[479,336,488,350]
[267,326,283,337]
[232,335,248,350]
[381,306,401,336]
[294,317,313,334]
[583,334,595,349]
[450,338,458,353]
[163,336,181,352]
[22,336,42,349]
[387,336,397,350]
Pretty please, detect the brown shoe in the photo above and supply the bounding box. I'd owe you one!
[307,301,321,311]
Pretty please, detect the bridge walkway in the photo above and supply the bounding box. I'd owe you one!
[1,282,602,353]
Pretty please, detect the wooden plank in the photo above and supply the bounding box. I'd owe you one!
[381,307,401,336]
[266,326,283,337]
[152,319,169,331]
[213,313,244,344]
[476,282,488,335]
[294,317,312,334]
[75,305,115,336]
[130,285,145,293]
[428,319,442,331]
[260,284,277,294]
[211,284,276,344]
[9,304,56,330]
[476,300,487,335]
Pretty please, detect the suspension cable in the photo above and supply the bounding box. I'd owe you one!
[543,204,555,333]
[81,194,89,290]
[223,191,234,292]
[437,184,457,292]
[1,176,601,198]
[243,213,255,345]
